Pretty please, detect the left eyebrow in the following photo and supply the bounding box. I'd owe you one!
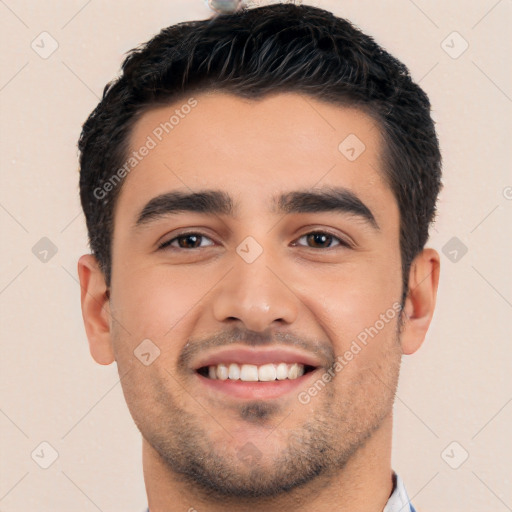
[133,186,380,231]
[272,186,380,230]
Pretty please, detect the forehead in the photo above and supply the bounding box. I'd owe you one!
[116,92,394,223]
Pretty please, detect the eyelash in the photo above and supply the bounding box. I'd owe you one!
[158,230,351,251]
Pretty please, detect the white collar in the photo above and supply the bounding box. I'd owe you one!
[383,472,414,512]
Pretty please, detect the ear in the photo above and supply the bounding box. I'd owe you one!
[77,254,115,365]
[400,248,440,355]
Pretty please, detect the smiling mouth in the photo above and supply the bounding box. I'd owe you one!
[197,362,318,382]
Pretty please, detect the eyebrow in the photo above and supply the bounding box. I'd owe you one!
[134,186,379,230]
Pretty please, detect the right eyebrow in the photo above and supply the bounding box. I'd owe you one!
[134,190,234,229]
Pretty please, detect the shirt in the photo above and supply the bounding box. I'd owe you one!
[383,472,417,512]
[143,471,416,512]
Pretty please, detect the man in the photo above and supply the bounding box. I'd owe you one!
[77,3,441,511]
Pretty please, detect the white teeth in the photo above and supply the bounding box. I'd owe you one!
[228,363,240,380]
[204,362,307,381]
[240,364,259,382]
[276,362,288,380]
[216,363,228,380]
[288,363,304,379]
[258,363,277,382]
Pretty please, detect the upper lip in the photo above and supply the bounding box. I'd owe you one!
[192,346,324,370]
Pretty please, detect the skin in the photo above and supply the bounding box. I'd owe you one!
[78,92,440,512]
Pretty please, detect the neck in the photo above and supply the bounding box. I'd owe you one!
[143,413,395,512]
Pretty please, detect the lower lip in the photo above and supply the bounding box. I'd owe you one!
[196,371,318,400]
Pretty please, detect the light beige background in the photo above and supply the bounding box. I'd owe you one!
[1,1,511,511]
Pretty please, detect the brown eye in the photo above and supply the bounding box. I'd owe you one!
[159,232,215,250]
[294,231,348,249]
[176,234,202,249]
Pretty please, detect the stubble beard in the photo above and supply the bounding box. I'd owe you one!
[135,335,403,503]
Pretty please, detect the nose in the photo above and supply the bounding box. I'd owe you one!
[211,244,300,332]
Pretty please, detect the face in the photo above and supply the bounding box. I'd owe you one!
[101,92,406,497]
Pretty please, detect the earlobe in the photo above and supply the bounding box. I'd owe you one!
[400,248,440,355]
[77,254,115,365]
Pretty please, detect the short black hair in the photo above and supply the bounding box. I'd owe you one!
[78,2,442,304]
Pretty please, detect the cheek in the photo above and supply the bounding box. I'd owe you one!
[299,259,401,338]
[292,262,402,379]
[110,266,213,340]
